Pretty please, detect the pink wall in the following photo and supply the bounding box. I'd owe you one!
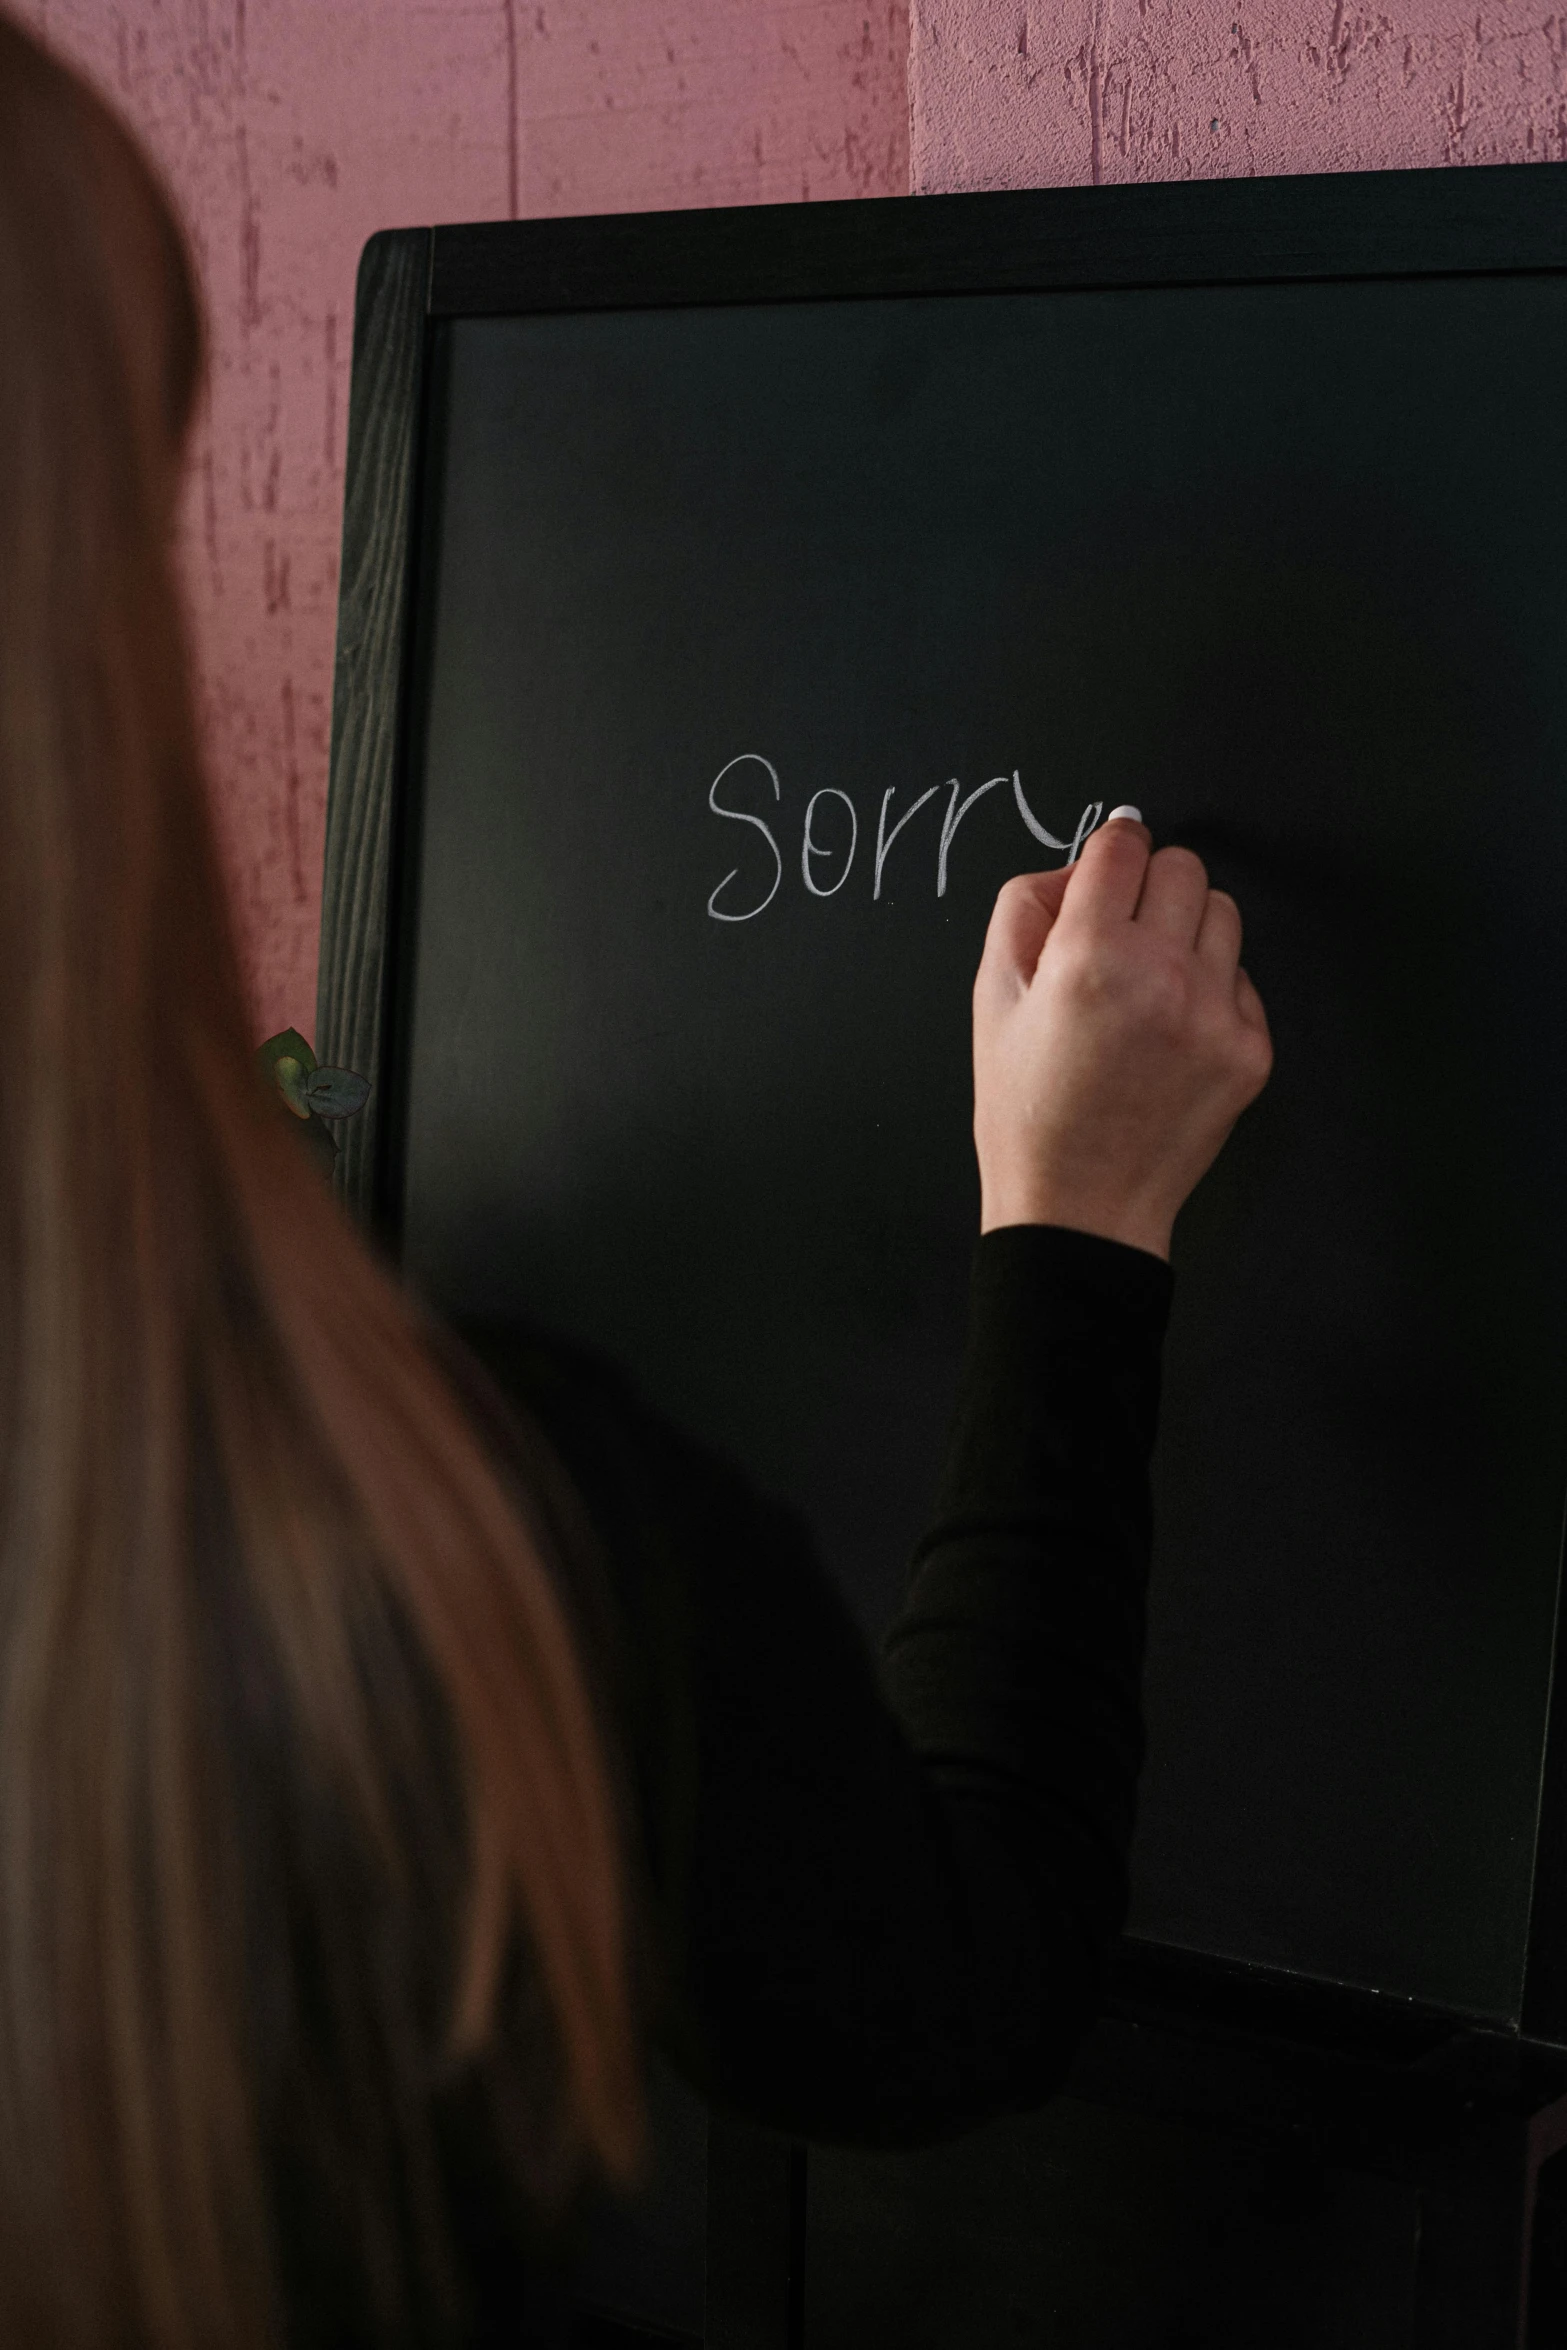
[13,2,909,1039]
[910,3,1567,191]
[14,3,1565,1037]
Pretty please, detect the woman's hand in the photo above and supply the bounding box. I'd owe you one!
[972,816,1273,1259]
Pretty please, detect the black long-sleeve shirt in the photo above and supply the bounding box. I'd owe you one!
[458,1223,1171,2143]
[273,1223,1170,2346]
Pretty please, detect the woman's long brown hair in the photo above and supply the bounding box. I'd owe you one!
[0,17,640,2344]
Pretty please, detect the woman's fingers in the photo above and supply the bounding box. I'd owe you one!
[976,864,1076,995]
[1195,886,1243,975]
[1136,846,1210,945]
[1055,815,1151,931]
[983,836,1259,1063]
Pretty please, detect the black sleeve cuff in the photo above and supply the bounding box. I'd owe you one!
[920,1225,1172,1544]
[968,1223,1173,1365]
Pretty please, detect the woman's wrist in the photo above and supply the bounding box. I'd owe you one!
[977,1178,1173,1260]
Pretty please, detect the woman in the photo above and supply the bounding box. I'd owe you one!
[0,15,1271,2348]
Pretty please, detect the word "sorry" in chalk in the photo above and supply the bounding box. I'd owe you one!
[705,755,1105,924]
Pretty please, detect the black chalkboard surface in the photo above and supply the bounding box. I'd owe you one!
[320,169,1567,2053]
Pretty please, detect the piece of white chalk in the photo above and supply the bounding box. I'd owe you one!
[1105,804,1143,825]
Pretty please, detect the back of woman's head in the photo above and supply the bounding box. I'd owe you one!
[0,18,639,2345]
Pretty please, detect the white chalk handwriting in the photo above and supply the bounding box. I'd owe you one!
[706,757,1105,923]
[707,753,784,922]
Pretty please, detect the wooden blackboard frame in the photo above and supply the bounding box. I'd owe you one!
[320,163,1567,2085]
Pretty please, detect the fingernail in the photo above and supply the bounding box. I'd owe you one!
[1105,804,1143,825]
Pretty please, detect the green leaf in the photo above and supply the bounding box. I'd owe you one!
[272,1055,313,1119]
[255,1027,318,1080]
[304,1067,370,1119]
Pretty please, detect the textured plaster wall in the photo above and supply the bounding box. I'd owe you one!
[910,2,1567,192]
[13,2,909,1036]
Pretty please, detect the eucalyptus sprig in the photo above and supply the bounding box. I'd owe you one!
[256,1028,370,1176]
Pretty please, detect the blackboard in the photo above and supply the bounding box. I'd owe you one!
[320,168,1567,2051]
